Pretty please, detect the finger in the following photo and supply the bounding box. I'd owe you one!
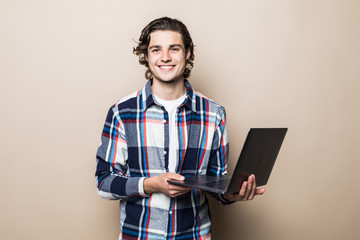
[169,186,192,197]
[168,183,192,193]
[168,186,183,197]
[239,181,248,200]
[248,175,257,200]
[244,175,254,200]
[168,184,187,191]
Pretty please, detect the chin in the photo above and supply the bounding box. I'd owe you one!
[158,76,183,83]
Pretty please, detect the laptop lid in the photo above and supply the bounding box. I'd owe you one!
[168,128,287,194]
[226,128,287,193]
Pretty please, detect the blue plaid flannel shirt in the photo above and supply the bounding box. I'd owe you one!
[96,80,230,240]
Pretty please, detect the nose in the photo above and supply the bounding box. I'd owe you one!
[161,50,171,62]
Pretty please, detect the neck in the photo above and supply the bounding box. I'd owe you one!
[151,78,186,100]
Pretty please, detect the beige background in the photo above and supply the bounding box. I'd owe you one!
[1,0,359,239]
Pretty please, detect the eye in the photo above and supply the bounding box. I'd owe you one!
[151,48,159,53]
[171,47,180,52]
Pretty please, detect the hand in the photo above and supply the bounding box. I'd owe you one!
[144,172,193,198]
[223,174,266,202]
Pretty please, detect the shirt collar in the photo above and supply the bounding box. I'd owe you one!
[142,79,198,113]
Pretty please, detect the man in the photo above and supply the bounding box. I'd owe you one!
[96,17,265,240]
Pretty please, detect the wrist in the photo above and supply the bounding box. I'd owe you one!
[221,193,233,203]
[143,177,156,194]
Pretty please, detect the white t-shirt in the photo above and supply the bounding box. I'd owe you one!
[153,93,186,173]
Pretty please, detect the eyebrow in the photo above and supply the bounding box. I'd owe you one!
[148,44,183,50]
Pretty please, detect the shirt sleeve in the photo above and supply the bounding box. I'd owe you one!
[95,106,149,201]
[206,107,234,205]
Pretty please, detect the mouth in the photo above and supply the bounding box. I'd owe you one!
[158,65,175,71]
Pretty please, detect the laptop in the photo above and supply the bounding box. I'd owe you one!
[167,128,287,194]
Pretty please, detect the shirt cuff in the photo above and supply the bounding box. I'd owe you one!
[217,193,235,205]
[138,177,146,196]
[124,176,149,198]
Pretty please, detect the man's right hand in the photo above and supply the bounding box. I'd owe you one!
[144,172,193,198]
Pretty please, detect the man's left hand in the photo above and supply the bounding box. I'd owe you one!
[223,174,266,202]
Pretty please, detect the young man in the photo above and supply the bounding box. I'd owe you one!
[96,17,265,240]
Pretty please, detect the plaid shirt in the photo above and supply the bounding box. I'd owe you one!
[96,80,230,240]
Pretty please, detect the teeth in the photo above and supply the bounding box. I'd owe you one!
[160,66,174,69]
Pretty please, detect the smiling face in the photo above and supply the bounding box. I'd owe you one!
[146,30,190,84]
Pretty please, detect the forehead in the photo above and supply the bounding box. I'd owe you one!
[148,30,184,47]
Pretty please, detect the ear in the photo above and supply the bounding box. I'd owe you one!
[186,49,191,61]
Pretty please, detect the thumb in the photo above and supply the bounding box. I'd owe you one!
[256,188,266,195]
[166,173,185,181]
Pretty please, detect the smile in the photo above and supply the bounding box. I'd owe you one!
[158,65,175,71]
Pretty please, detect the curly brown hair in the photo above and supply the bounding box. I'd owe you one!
[133,17,195,80]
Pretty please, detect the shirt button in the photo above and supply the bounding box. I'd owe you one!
[169,210,173,215]
[163,151,167,155]
[163,119,166,123]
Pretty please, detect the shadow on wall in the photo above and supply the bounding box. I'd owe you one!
[208,196,264,240]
